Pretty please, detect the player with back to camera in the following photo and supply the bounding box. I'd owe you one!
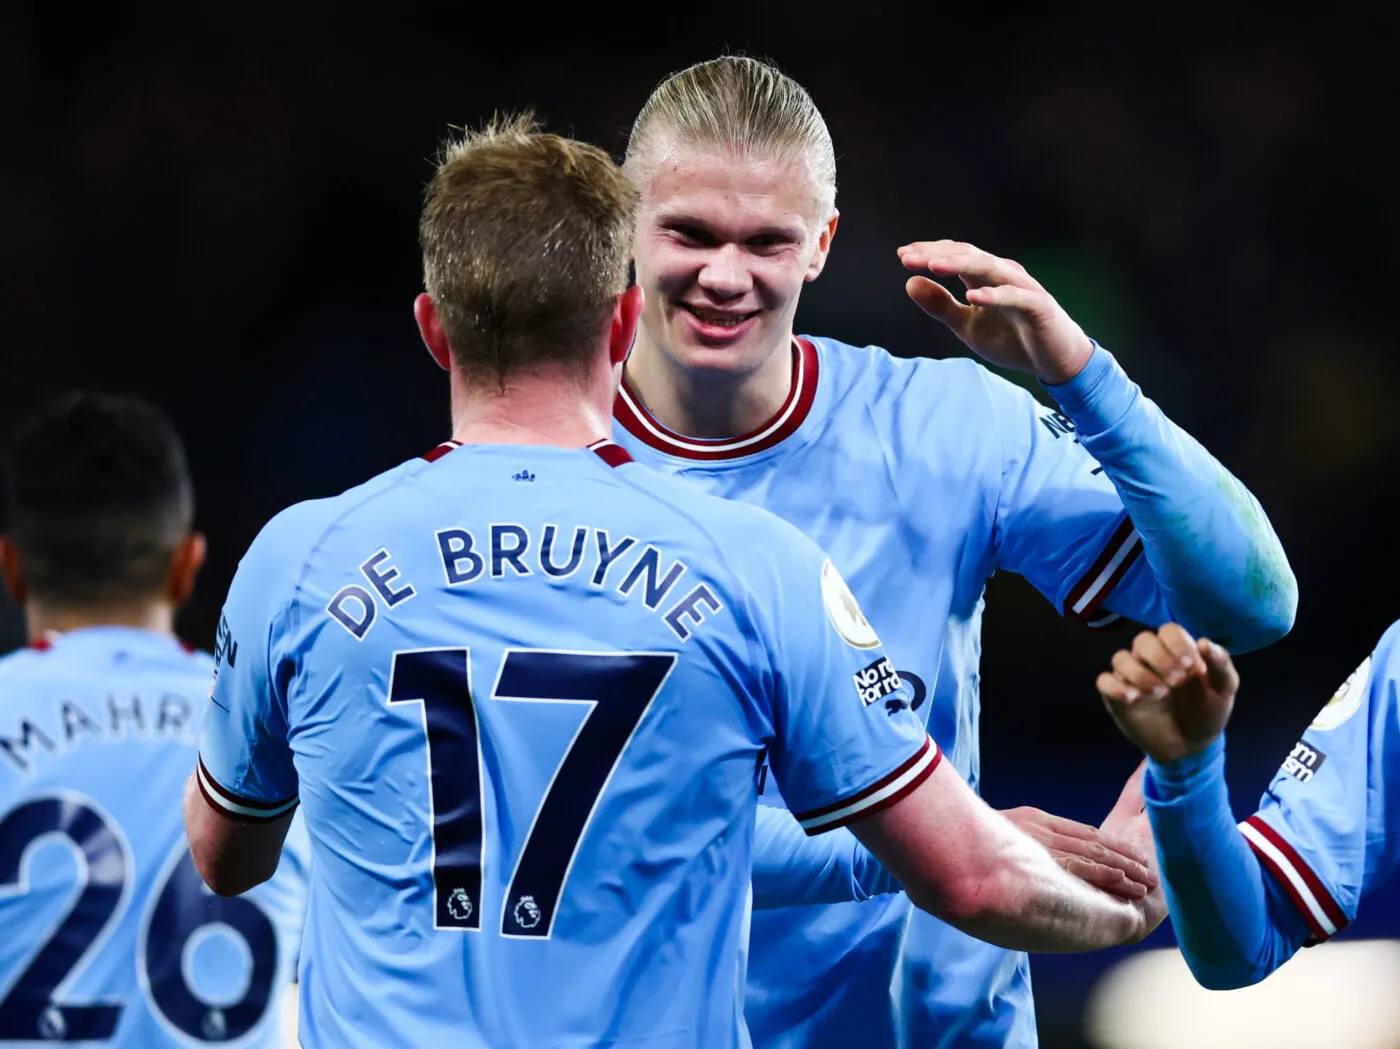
[612,55,1299,1049]
[0,392,308,1047]
[1100,618,1400,988]
[183,114,1165,1049]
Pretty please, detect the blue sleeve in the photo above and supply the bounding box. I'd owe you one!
[751,804,902,908]
[196,514,304,821]
[1146,623,1400,988]
[1144,738,1308,989]
[1040,343,1297,652]
[1241,625,1400,940]
[741,523,939,836]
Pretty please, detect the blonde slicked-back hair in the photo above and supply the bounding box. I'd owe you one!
[625,56,837,216]
[420,112,639,386]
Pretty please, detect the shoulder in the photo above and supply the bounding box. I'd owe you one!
[1301,622,1400,735]
[0,646,42,684]
[805,334,1040,431]
[623,463,814,540]
[613,463,826,585]
[235,459,424,582]
[1361,621,1400,694]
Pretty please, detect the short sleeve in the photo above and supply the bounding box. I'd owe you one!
[986,370,1149,628]
[196,520,302,822]
[749,526,940,836]
[1243,622,1400,943]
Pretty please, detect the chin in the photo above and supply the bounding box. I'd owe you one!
[667,328,774,378]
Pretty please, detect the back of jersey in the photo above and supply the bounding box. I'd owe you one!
[200,442,933,1049]
[0,627,306,1048]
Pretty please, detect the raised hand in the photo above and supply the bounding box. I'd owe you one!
[1099,760,1151,862]
[1098,760,1167,936]
[898,240,1094,384]
[1097,624,1240,764]
[1001,805,1157,901]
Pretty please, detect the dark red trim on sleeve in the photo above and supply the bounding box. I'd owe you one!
[197,755,299,823]
[1243,815,1349,942]
[795,737,941,834]
[1063,515,1144,622]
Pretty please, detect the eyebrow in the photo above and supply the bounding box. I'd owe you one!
[654,210,806,241]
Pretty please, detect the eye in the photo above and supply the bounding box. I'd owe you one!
[747,232,799,252]
[666,224,715,247]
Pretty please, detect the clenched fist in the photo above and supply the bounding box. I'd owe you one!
[1097,624,1240,763]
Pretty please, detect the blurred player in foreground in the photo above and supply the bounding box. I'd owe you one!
[614,55,1298,1049]
[1100,620,1400,988]
[184,116,1165,1049]
[0,393,308,1047]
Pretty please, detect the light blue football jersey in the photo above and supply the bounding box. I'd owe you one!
[0,626,308,1048]
[612,337,1170,1049]
[196,439,937,1049]
[1239,621,1400,944]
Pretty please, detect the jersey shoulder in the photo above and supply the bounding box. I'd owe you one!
[235,457,426,585]
[617,462,826,574]
[1325,619,1400,727]
[804,334,1041,440]
[0,646,44,684]
[1373,619,1400,672]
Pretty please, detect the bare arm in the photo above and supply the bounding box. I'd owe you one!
[183,771,295,897]
[850,759,1164,952]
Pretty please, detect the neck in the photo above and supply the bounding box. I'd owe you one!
[27,600,175,642]
[623,331,795,440]
[449,363,615,448]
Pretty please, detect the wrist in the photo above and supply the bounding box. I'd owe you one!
[1037,333,1095,385]
[1147,735,1225,791]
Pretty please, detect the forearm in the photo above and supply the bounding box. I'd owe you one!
[1145,737,1305,988]
[853,765,1146,953]
[1046,345,1297,652]
[183,772,292,897]
[927,814,1145,954]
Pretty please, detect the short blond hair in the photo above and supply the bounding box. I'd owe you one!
[624,56,837,215]
[420,113,638,385]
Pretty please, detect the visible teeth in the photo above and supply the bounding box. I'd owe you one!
[689,308,751,327]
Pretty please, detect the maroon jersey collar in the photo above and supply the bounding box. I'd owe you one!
[614,338,819,462]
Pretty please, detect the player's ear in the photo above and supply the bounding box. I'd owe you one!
[805,209,840,283]
[167,533,207,608]
[0,536,27,605]
[609,284,645,366]
[414,293,453,371]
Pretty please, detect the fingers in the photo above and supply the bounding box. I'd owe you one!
[1130,628,1205,691]
[1158,624,1205,673]
[1110,648,1169,700]
[1050,828,1154,886]
[1096,670,1140,704]
[1092,829,1157,886]
[1032,815,1155,885]
[963,284,1044,312]
[897,241,1041,291]
[1058,856,1149,901]
[1198,636,1240,696]
[905,276,972,335]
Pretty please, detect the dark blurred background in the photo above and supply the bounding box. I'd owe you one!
[3,4,1398,1044]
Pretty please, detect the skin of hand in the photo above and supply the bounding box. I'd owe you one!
[899,239,1095,384]
[1096,623,1240,764]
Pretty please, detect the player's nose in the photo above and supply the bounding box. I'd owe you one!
[695,244,752,297]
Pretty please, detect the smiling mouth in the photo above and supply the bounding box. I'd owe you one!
[681,304,759,328]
